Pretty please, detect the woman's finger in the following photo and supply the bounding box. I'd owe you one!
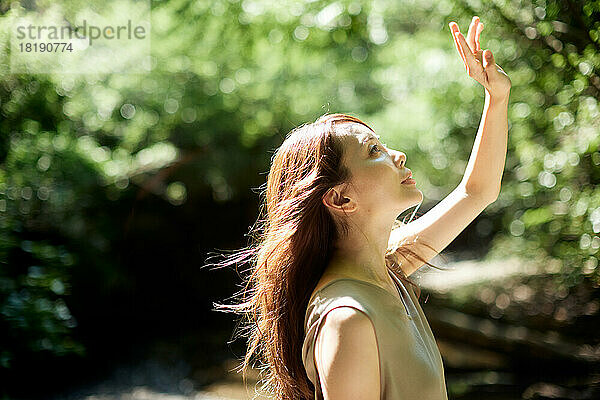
[475,23,484,52]
[454,30,481,76]
[484,50,507,82]
[483,50,498,75]
[449,23,467,68]
[483,49,512,95]
[466,16,479,53]
[452,31,468,69]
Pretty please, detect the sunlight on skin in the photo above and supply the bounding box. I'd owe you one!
[448,16,512,101]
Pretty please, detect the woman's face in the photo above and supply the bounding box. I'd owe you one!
[337,123,423,216]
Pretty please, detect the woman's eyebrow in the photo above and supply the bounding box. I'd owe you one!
[361,135,383,157]
[361,134,380,145]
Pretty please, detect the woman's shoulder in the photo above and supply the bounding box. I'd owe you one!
[304,275,384,326]
[310,272,350,296]
[309,271,401,305]
[308,274,370,306]
[303,277,374,345]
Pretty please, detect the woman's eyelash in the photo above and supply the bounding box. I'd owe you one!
[369,144,381,155]
[369,143,388,155]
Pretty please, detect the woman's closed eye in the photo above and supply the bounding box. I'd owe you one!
[370,143,388,156]
[369,144,381,155]
[369,143,389,157]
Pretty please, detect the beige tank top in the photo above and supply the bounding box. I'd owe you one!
[302,270,448,400]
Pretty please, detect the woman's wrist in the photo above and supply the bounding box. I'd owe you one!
[485,89,510,106]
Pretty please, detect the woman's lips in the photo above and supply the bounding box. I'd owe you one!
[401,171,414,184]
[402,178,416,185]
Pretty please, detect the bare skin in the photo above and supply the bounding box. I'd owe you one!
[312,15,511,400]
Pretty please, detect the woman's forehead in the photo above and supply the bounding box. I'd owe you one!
[334,124,380,167]
[336,123,379,148]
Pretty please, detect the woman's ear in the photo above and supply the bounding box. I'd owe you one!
[322,185,357,215]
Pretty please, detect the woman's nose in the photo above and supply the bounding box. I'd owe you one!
[391,150,406,169]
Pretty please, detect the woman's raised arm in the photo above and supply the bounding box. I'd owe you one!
[449,16,512,199]
[388,17,512,278]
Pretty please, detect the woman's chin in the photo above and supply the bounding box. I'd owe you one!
[410,190,424,204]
[396,192,423,213]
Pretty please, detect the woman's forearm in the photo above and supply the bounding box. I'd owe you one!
[459,90,509,201]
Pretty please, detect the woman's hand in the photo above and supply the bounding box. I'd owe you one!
[449,16,511,101]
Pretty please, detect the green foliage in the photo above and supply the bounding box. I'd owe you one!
[0,233,84,369]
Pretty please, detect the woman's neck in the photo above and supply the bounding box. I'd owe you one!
[326,246,394,289]
[326,211,399,288]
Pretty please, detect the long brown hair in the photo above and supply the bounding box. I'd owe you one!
[207,113,443,400]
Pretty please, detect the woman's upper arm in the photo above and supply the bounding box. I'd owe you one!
[314,306,380,400]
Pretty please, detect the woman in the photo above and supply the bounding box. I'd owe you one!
[211,16,511,400]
